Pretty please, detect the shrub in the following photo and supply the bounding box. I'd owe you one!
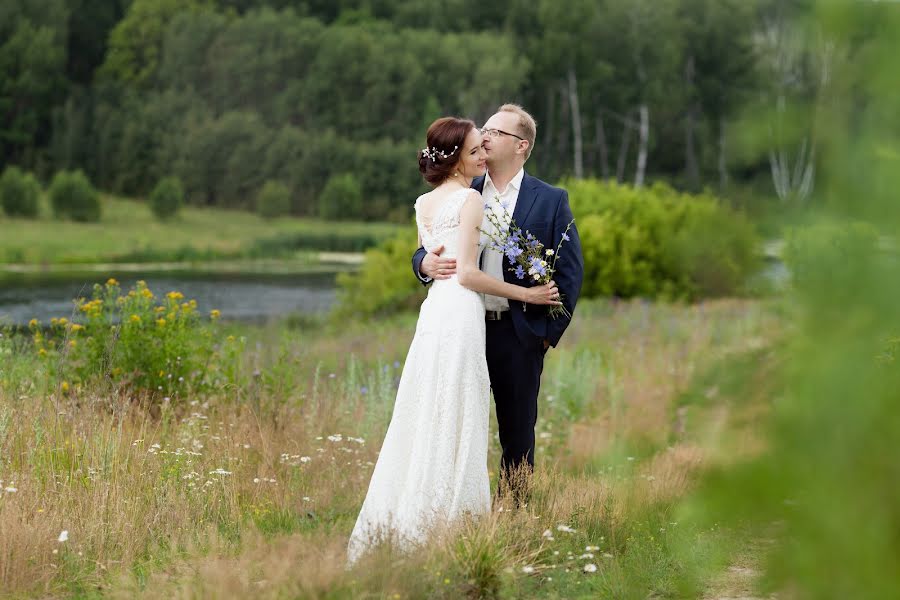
[333,226,426,319]
[148,176,184,220]
[49,170,101,222]
[318,173,363,220]
[0,166,41,218]
[29,279,242,399]
[783,221,883,316]
[662,202,761,298]
[567,180,760,300]
[256,180,291,219]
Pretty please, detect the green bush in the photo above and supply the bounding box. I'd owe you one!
[256,180,292,219]
[318,173,362,220]
[333,226,426,319]
[663,202,761,298]
[148,176,184,220]
[49,170,101,222]
[29,279,242,399]
[783,221,883,315]
[0,166,41,218]
[567,180,760,300]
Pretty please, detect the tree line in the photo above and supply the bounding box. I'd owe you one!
[2,0,835,220]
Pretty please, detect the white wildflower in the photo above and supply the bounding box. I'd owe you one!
[556,524,576,533]
[521,565,535,574]
[58,530,68,543]
[209,468,232,476]
[583,563,597,573]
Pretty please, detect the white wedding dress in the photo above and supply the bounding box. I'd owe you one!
[347,188,491,565]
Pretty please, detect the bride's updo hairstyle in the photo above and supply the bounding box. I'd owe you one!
[418,117,476,186]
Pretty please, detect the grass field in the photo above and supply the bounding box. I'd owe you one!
[0,196,400,265]
[0,298,782,598]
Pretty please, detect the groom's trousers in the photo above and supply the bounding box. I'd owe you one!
[485,314,545,501]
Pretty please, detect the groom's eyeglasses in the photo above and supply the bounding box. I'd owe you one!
[480,127,525,141]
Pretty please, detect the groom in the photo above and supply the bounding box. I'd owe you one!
[412,103,584,502]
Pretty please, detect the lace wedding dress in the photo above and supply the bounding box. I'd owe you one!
[347,188,491,565]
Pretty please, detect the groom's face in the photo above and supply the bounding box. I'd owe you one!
[481,111,526,169]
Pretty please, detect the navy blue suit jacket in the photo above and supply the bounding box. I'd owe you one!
[412,173,584,349]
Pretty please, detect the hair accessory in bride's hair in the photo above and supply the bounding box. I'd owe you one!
[421,145,458,162]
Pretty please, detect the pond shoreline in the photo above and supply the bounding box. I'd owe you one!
[0,252,364,279]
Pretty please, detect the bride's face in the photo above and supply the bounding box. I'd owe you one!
[456,127,487,180]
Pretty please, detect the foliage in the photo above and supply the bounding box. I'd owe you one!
[148,175,184,220]
[683,3,900,599]
[28,279,240,399]
[48,169,101,222]
[782,220,882,312]
[0,166,41,218]
[318,173,363,220]
[334,226,425,319]
[0,0,67,165]
[569,179,760,299]
[255,180,291,219]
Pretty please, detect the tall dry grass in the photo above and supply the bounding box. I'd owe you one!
[0,299,779,598]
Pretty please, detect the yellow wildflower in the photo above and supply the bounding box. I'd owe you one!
[159,370,165,377]
[155,306,166,313]
[189,299,197,308]
[166,291,184,301]
[61,381,70,393]
[130,314,141,324]
[227,335,235,342]
[70,324,83,332]
[68,340,77,348]
[141,288,154,299]
[156,318,166,327]
[51,317,58,326]
[106,278,119,286]
[58,317,68,326]
[38,348,47,357]
[210,309,221,319]
[28,318,39,328]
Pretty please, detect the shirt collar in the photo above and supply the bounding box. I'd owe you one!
[485,168,525,194]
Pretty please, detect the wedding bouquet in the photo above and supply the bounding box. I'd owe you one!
[481,195,575,320]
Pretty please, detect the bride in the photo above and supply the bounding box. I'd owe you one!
[346,117,561,565]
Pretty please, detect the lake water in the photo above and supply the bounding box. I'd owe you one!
[0,272,337,325]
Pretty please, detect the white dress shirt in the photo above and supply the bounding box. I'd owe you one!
[481,168,525,312]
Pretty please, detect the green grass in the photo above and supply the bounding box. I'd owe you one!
[0,195,401,264]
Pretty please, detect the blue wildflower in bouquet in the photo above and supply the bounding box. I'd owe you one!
[481,195,575,320]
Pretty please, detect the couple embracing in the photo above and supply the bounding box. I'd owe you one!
[348,104,584,565]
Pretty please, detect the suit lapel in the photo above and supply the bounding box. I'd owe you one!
[472,176,486,193]
[512,173,538,226]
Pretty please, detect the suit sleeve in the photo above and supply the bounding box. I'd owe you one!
[412,246,432,286]
[546,190,584,347]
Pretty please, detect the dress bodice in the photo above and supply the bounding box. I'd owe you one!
[414,188,486,260]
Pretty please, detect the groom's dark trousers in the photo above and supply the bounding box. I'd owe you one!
[412,173,584,500]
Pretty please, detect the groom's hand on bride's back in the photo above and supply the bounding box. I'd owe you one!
[421,245,457,280]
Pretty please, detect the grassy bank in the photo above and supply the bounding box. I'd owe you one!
[0,195,400,265]
[0,299,781,598]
